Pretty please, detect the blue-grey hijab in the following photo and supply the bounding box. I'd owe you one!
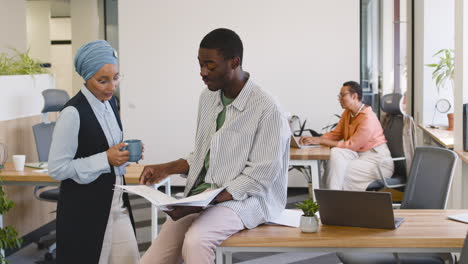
[74,40,118,81]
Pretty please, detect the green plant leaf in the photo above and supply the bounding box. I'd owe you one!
[295,199,319,217]
[427,48,454,92]
[0,48,49,76]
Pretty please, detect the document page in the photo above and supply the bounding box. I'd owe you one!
[115,185,225,208]
[266,209,303,227]
[115,185,177,205]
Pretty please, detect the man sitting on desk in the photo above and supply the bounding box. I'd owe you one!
[300,81,394,190]
[139,28,290,264]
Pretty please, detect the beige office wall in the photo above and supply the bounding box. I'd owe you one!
[0,0,27,54]
[70,0,100,94]
[119,0,360,186]
[26,1,51,62]
[50,18,73,96]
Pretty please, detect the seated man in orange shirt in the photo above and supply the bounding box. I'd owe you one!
[300,81,394,190]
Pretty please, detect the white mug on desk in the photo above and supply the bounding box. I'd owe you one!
[13,155,26,171]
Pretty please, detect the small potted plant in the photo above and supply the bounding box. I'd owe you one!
[296,198,320,233]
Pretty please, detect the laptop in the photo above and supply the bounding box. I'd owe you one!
[290,136,320,149]
[314,189,404,229]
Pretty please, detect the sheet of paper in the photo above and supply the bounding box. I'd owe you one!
[115,185,177,205]
[114,185,225,208]
[167,188,224,207]
[448,213,468,224]
[267,209,303,227]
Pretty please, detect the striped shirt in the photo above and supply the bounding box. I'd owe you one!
[183,75,291,229]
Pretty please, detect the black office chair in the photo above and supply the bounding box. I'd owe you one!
[337,146,458,264]
[32,89,69,261]
[366,93,415,191]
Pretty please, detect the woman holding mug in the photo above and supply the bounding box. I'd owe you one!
[49,40,139,264]
[300,81,394,191]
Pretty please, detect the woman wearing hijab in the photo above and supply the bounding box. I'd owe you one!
[299,81,394,190]
[48,40,140,264]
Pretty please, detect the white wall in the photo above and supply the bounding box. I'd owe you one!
[381,0,395,95]
[0,0,27,55]
[454,0,468,208]
[0,74,54,121]
[119,0,359,185]
[414,0,455,127]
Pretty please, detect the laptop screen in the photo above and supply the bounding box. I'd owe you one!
[314,189,403,229]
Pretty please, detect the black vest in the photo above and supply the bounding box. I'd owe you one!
[56,91,135,264]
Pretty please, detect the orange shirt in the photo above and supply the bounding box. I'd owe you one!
[322,106,387,152]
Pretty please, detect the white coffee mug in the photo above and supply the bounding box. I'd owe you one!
[13,155,26,172]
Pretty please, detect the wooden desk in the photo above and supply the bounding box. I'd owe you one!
[289,146,331,199]
[418,124,454,149]
[0,163,145,185]
[290,146,331,161]
[216,209,468,264]
[0,163,169,239]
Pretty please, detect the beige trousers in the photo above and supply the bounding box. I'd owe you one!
[324,144,394,191]
[140,206,244,264]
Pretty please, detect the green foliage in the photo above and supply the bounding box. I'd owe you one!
[0,187,14,215]
[426,48,455,94]
[0,184,22,263]
[296,199,319,217]
[0,48,48,76]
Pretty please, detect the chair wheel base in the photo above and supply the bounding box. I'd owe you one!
[44,252,54,261]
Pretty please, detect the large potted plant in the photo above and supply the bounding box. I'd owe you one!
[296,199,320,233]
[426,48,455,130]
[0,143,22,262]
[0,48,53,121]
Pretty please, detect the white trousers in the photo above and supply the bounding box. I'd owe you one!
[98,176,140,264]
[140,206,244,264]
[324,144,394,191]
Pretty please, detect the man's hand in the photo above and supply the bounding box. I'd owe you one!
[211,190,233,204]
[139,164,170,185]
[106,143,129,166]
[139,159,190,186]
[164,206,203,221]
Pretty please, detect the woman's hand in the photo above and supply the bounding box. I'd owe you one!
[106,142,130,166]
[299,136,321,145]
